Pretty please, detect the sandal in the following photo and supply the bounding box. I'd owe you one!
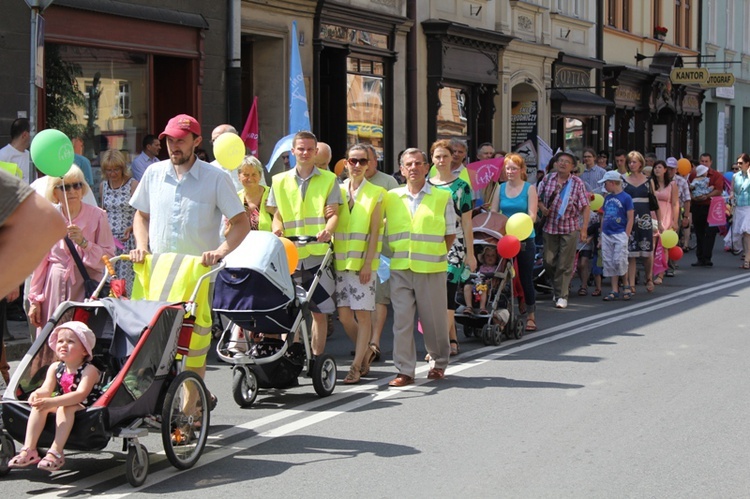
[622,290,632,301]
[630,286,636,295]
[577,287,588,296]
[603,292,619,301]
[741,261,750,269]
[591,288,602,297]
[343,366,361,384]
[8,447,40,468]
[450,339,460,356]
[645,279,654,293]
[369,343,381,362]
[37,450,65,472]
[478,309,489,316]
[463,306,475,316]
[525,318,537,331]
[653,276,663,285]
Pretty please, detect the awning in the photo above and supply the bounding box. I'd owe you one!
[550,89,614,116]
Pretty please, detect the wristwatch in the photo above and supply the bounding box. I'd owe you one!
[81,238,89,249]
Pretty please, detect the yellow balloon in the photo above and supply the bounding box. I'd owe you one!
[214,133,246,170]
[590,193,604,211]
[505,213,533,240]
[660,229,678,249]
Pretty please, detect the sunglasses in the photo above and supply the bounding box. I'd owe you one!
[347,158,369,166]
[54,182,84,192]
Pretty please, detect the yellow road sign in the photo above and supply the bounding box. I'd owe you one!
[701,73,735,88]
[669,68,709,84]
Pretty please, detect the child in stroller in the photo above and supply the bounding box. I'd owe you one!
[462,245,503,317]
[8,321,102,472]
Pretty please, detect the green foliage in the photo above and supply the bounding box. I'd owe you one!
[45,44,86,139]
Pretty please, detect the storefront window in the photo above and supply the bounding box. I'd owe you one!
[564,118,584,158]
[46,44,148,167]
[347,57,384,160]
[437,85,468,138]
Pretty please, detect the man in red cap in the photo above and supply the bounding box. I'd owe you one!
[129,114,250,401]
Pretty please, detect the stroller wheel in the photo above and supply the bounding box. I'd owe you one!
[161,371,210,470]
[232,368,259,408]
[125,443,149,487]
[514,319,525,339]
[481,324,492,346]
[491,324,503,346]
[312,354,337,397]
[0,433,15,476]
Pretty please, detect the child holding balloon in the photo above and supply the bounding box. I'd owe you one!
[598,171,634,301]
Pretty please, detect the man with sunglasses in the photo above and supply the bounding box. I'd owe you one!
[268,131,342,359]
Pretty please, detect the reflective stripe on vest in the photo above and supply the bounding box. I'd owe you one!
[333,182,385,272]
[384,188,450,273]
[271,169,338,259]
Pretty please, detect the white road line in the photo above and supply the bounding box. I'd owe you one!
[36,273,750,498]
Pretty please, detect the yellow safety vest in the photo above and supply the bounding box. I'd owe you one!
[237,186,272,232]
[333,181,385,272]
[429,165,472,190]
[0,161,23,179]
[384,186,450,273]
[272,169,337,259]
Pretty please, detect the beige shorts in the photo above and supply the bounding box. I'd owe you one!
[334,270,376,311]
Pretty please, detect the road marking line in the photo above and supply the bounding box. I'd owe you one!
[36,273,750,497]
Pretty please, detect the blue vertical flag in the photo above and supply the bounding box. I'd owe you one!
[289,20,311,135]
[266,20,310,171]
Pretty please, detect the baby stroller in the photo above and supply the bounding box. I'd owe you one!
[213,231,337,408]
[455,212,525,346]
[0,255,219,486]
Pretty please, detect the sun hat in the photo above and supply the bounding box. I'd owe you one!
[696,165,709,176]
[48,321,96,360]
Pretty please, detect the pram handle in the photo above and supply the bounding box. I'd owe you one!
[285,235,332,246]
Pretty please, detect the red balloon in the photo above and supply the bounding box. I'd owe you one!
[497,235,521,259]
[668,246,684,261]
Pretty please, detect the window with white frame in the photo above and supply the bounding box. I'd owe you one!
[707,0,717,45]
[557,0,582,17]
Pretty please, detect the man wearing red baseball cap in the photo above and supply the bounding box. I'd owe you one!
[129,114,250,400]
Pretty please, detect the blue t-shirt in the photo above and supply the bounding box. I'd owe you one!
[602,190,634,235]
[499,182,535,240]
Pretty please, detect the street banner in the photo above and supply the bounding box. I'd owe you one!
[241,96,259,155]
[466,158,503,190]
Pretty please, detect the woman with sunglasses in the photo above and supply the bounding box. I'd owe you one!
[27,165,115,334]
[731,153,750,269]
[333,144,385,384]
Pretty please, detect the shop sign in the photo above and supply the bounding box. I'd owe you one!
[669,68,709,85]
[714,86,735,99]
[614,85,642,106]
[701,73,735,88]
[555,67,590,88]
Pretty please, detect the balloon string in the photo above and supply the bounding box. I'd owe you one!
[61,177,72,225]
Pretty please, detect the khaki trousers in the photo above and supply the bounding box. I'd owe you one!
[543,231,580,300]
[390,270,450,378]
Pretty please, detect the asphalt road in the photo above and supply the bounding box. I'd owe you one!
[2,246,750,497]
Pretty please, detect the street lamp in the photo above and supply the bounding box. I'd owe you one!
[24,0,55,136]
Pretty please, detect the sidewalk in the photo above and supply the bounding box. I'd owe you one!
[5,319,32,362]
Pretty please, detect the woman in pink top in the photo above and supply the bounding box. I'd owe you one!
[651,160,679,284]
[28,166,115,333]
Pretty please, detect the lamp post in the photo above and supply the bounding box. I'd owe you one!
[24,0,55,136]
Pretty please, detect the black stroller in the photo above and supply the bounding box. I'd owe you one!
[213,231,337,408]
[0,255,219,486]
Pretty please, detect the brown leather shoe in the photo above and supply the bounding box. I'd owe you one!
[427,368,445,380]
[388,374,414,387]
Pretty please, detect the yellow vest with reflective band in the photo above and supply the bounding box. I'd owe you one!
[333,181,385,272]
[429,165,472,190]
[272,168,337,259]
[237,186,272,232]
[0,161,23,179]
[384,186,450,273]
[131,253,212,328]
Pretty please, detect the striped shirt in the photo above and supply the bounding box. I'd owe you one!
[579,165,607,193]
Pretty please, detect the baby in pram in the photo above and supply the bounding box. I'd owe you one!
[462,245,501,316]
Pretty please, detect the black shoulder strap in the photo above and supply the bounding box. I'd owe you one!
[64,236,92,282]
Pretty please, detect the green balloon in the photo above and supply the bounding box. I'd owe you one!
[30,129,75,177]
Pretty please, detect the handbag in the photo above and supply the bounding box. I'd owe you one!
[707,195,727,226]
[64,237,111,299]
[647,181,660,212]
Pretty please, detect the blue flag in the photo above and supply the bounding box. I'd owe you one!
[289,20,310,135]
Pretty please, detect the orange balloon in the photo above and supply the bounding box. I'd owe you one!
[677,158,692,176]
[334,158,346,176]
[279,237,298,274]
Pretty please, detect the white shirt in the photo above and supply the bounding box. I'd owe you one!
[0,144,31,184]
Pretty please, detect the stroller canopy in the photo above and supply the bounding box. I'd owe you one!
[222,231,295,299]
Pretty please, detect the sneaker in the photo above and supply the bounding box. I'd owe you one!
[555,298,568,309]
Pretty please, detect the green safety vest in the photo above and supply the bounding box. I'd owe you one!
[384,186,450,273]
[272,169,337,259]
[333,181,385,272]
